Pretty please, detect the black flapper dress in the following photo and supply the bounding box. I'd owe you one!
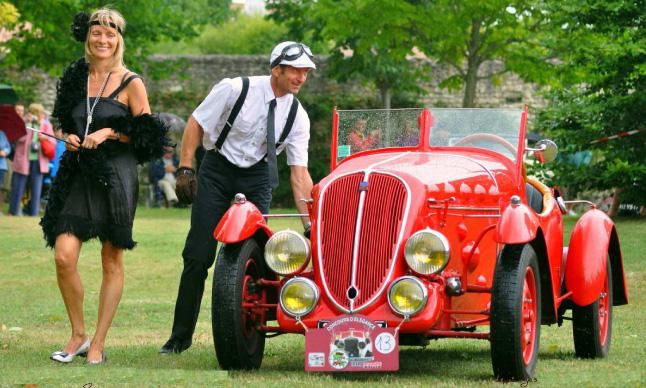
[42,76,141,249]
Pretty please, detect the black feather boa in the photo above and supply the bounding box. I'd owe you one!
[106,113,171,163]
[52,57,87,138]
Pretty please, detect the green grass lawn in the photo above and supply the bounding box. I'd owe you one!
[1,208,644,387]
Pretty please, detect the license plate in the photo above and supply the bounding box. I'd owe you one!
[304,314,399,371]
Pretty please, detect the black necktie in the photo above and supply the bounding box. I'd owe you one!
[266,99,279,189]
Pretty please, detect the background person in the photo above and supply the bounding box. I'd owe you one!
[348,118,378,153]
[160,41,315,354]
[42,8,168,364]
[148,146,179,206]
[0,129,10,214]
[8,104,55,216]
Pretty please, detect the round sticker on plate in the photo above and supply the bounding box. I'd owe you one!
[328,349,349,369]
[374,332,396,354]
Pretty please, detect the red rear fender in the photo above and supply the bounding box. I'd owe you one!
[565,209,628,306]
[495,202,539,244]
[214,200,272,244]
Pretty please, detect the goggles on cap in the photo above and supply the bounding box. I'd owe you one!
[271,43,314,68]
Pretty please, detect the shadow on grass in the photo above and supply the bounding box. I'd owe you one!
[324,346,493,383]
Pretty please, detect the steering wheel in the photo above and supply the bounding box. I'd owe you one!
[453,133,517,156]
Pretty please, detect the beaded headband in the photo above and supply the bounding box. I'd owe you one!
[71,12,122,43]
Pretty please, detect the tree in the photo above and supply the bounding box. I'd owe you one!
[2,0,231,75]
[0,2,19,29]
[269,0,557,108]
[535,0,645,214]
[268,0,426,109]
[196,13,288,55]
[413,0,554,107]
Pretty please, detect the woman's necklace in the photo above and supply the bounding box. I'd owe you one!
[85,71,112,138]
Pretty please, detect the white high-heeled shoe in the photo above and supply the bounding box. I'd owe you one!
[50,339,90,363]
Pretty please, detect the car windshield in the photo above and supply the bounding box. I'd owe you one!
[429,108,523,162]
[336,108,524,163]
[337,108,423,163]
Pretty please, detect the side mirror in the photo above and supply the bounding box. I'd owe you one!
[527,139,558,163]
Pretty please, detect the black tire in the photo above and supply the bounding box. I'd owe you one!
[212,239,266,370]
[572,256,612,358]
[490,244,542,381]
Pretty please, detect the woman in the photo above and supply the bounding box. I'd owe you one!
[42,8,168,364]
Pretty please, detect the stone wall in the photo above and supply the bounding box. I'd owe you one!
[37,54,546,115]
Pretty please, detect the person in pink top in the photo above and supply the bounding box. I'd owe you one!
[8,103,55,216]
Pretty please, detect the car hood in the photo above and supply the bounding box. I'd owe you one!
[322,151,516,200]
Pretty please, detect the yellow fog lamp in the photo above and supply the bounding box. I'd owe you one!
[404,229,450,275]
[265,230,310,275]
[279,277,319,318]
[387,276,428,317]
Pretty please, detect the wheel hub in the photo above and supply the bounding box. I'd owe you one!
[521,266,537,364]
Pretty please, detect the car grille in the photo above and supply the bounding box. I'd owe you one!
[319,172,407,311]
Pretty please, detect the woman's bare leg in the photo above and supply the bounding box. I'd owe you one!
[87,241,124,361]
[54,233,88,353]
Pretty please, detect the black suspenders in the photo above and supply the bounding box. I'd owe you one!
[215,77,249,150]
[214,76,300,152]
[276,97,299,149]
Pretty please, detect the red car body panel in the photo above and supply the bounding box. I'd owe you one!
[565,209,627,306]
[495,203,539,244]
[214,201,272,244]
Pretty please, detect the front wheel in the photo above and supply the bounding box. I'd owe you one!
[212,239,267,370]
[572,256,613,358]
[490,244,541,381]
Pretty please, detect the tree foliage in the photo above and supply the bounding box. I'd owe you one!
[0,2,19,28]
[196,13,288,55]
[413,0,555,107]
[2,0,230,75]
[268,0,557,108]
[536,0,645,207]
[268,0,426,109]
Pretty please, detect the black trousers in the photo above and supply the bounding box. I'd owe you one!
[169,150,272,342]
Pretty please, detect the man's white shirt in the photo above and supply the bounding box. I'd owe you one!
[192,75,310,168]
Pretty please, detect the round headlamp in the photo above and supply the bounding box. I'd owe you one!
[404,229,450,275]
[265,230,310,275]
[279,277,319,318]
[387,276,428,317]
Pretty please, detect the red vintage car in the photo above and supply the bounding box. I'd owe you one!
[210,107,628,380]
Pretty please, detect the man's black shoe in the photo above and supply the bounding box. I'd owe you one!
[159,338,191,354]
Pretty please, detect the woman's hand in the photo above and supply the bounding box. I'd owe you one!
[82,128,112,149]
[66,134,81,152]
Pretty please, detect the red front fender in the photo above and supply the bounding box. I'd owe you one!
[214,200,272,244]
[495,202,539,244]
[565,209,618,306]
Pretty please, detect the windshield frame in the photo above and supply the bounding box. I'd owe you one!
[331,107,528,176]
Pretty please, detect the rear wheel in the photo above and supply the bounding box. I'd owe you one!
[490,244,541,381]
[212,239,267,369]
[572,256,613,358]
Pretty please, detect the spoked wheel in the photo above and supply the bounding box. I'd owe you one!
[572,256,613,358]
[491,244,541,381]
[212,239,267,369]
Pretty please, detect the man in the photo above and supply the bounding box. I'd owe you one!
[149,146,179,206]
[160,41,315,354]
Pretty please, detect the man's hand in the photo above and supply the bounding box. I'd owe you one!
[176,167,197,204]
